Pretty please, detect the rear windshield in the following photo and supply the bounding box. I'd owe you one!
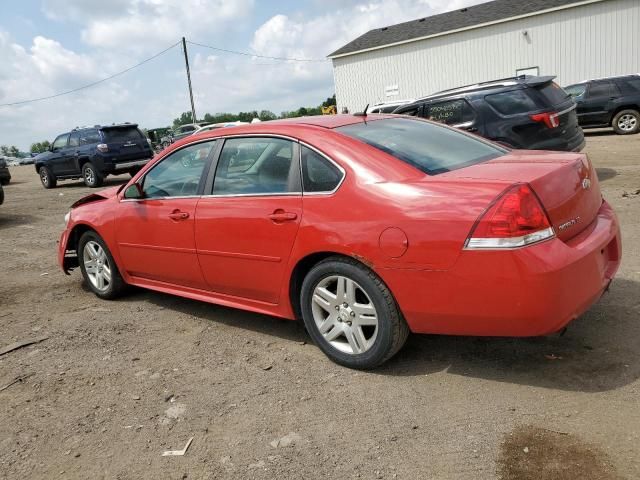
[336,118,505,175]
[101,128,143,143]
[535,82,570,105]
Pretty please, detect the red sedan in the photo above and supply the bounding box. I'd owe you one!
[58,115,621,369]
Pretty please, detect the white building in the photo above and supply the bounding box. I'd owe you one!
[328,0,640,112]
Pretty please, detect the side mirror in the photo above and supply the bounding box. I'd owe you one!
[124,182,144,199]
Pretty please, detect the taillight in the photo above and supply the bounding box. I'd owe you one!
[97,143,109,153]
[530,111,560,128]
[465,184,555,249]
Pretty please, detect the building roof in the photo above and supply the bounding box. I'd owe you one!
[328,0,602,58]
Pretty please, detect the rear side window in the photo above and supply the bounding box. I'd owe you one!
[485,90,538,115]
[587,81,619,98]
[425,99,475,125]
[101,128,143,143]
[80,129,101,145]
[565,84,586,98]
[615,78,640,94]
[535,82,570,105]
[301,146,343,192]
[337,118,505,175]
[68,132,80,148]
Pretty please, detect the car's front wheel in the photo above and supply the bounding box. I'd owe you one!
[39,166,57,189]
[78,231,127,299]
[612,109,640,135]
[300,256,409,369]
[82,162,104,188]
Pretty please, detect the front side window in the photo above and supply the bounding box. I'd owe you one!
[301,146,343,193]
[142,141,215,198]
[52,134,69,150]
[485,89,538,115]
[425,99,475,125]
[212,137,300,195]
[337,118,505,175]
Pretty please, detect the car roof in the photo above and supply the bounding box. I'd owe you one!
[568,73,640,85]
[265,114,377,129]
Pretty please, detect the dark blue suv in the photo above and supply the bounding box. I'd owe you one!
[35,123,154,188]
[393,76,584,152]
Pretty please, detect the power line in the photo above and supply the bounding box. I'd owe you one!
[0,41,181,108]
[186,40,327,63]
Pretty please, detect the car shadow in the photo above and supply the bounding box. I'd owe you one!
[56,177,128,189]
[596,167,617,182]
[119,277,639,394]
[377,278,640,393]
[584,129,616,137]
[0,213,39,229]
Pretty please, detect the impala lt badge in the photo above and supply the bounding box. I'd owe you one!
[582,178,592,190]
[558,216,581,231]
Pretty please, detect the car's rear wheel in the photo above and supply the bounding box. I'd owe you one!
[82,162,104,188]
[39,166,57,189]
[78,231,126,299]
[300,256,409,369]
[612,109,640,135]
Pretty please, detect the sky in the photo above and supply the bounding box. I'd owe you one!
[0,0,484,150]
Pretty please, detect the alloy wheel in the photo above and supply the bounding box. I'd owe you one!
[311,275,379,355]
[618,114,637,132]
[83,241,112,292]
[84,166,95,185]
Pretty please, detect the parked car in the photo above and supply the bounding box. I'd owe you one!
[193,121,249,134]
[393,75,585,151]
[35,124,154,189]
[369,99,414,113]
[58,114,620,369]
[564,74,640,134]
[0,157,11,185]
[160,123,211,148]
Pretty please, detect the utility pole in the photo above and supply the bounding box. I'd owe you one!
[182,37,197,123]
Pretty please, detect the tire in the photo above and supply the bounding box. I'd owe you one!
[612,109,640,135]
[78,231,127,300]
[39,166,57,189]
[0,178,9,186]
[300,256,409,369]
[82,162,104,188]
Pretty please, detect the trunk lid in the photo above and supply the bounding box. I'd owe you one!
[443,150,602,242]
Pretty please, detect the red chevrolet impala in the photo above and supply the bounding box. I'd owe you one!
[58,115,621,369]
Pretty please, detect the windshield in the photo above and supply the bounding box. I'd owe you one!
[336,118,506,175]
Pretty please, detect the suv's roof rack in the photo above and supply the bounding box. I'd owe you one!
[416,75,556,102]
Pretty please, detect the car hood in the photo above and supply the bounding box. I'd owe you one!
[71,186,120,208]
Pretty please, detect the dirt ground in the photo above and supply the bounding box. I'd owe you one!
[1,130,639,480]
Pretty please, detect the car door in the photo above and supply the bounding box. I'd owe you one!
[579,81,619,126]
[195,136,303,304]
[116,140,217,289]
[66,132,82,173]
[49,133,71,176]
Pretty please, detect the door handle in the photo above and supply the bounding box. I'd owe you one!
[269,211,297,222]
[168,210,190,221]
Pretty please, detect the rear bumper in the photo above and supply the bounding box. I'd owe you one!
[381,201,621,336]
[527,128,585,152]
[102,157,152,174]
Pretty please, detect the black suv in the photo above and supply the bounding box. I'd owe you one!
[35,123,154,189]
[393,76,584,151]
[564,75,640,135]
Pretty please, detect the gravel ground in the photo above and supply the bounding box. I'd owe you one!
[1,131,639,480]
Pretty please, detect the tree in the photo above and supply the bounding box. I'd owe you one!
[172,111,195,128]
[30,141,51,154]
[322,94,336,108]
[8,146,19,157]
[258,110,277,121]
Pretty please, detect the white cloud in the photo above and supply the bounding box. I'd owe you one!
[43,0,254,53]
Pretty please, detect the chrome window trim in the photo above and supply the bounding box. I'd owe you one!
[299,141,346,196]
[556,103,577,116]
[120,195,201,203]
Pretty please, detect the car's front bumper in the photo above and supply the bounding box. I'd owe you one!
[380,201,621,336]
